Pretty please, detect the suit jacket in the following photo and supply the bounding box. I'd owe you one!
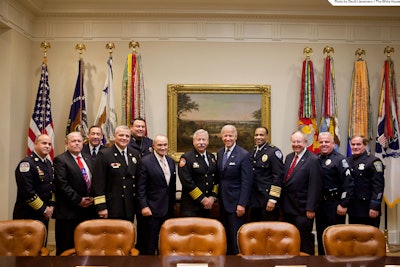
[137,153,176,218]
[53,151,96,220]
[82,143,105,155]
[92,145,139,219]
[282,150,322,216]
[216,145,253,213]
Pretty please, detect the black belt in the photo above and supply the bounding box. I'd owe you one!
[322,188,341,201]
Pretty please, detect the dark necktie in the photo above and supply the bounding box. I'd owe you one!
[285,155,298,182]
[202,154,209,166]
[222,149,230,167]
[91,148,97,160]
[77,156,90,193]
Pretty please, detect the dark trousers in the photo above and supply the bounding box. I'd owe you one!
[250,206,280,222]
[180,208,211,218]
[349,216,380,228]
[136,213,167,255]
[55,219,82,255]
[315,200,346,255]
[219,207,247,255]
[284,213,315,255]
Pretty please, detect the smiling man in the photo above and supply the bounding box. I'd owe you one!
[281,130,322,255]
[216,124,253,255]
[347,134,384,228]
[315,132,354,255]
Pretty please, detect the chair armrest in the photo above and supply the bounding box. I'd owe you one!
[299,252,310,256]
[40,248,50,256]
[60,248,77,256]
[130,248,140,256]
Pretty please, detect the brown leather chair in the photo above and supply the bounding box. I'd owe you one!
[0,219,49,256]
[159,217,226,256]
[61,219,139,256]
[237,221,305,256]
[323,224,386,257]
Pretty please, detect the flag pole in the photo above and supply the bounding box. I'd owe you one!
[382,46,400,254]
[40,41,50,64]
[75,43,86,137]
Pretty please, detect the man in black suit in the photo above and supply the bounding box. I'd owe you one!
[53,132,97,255]
[136,134,176,255]
[92,125,139,221]
[178,129,218,217]
[216,124,253,255]
[82,125,105,161]
[281,131,322,255]
[129,118,153,158]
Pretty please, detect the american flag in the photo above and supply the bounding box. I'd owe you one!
[27,62,55,160]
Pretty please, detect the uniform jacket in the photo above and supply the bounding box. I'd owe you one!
[217,145,253,213]
[92,145,139,219]
[347,151,385,216]
[178,149,217,212]
[282,150,322,216]
[13,152,55,220]
[137,152,176,218]
[82,143,105,161]
[53,151,95,220]
[318,150,354,207]
[128,136,153,158]
[250,144,284,208]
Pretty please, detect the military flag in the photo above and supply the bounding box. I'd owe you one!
[320,49,341,151]
[375,55,400,208]
[27,61,55,160]
[66,58,88,139]
[121,46,146,126]
[298,50,319,154]
[94,56,117,145]
[347,51,372,156]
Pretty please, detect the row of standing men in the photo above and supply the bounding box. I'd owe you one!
[12,119,384,256]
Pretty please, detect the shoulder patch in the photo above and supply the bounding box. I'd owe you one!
[374,161,383,172]
[274,150,283,160]
[179,158,186,168]
[19,162,30,172]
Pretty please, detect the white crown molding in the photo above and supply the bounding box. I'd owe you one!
[1,0,400,44]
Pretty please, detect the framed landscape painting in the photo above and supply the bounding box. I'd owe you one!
[167,84,271,161]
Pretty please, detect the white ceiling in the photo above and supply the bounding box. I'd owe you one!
[15,0,400,20]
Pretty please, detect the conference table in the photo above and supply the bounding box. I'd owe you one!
[1,255,399,267]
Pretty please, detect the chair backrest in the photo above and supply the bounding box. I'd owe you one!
[0,219,47,256]
[159,217,226,256]
[323,224,386,257]
[237,222,302,256]
[72,219,136,256]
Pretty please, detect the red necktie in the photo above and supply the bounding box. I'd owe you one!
[285,155,298,182]
[77,156,90,193]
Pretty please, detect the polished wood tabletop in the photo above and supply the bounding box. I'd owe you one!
[0,255,399,267]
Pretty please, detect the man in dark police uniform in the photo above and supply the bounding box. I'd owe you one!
[129,118,153,158]
[347,134,384,228]
[13,134,55,233]
[92,125,139,221]
[316,132,354,255]
[249,127,284,222]
[178,129,218,217]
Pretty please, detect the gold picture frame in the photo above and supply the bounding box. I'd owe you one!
[167,84,271,161]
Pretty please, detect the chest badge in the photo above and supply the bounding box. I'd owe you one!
[325,159,331,166]
[358,163,365,170]
[262,155,268,162]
